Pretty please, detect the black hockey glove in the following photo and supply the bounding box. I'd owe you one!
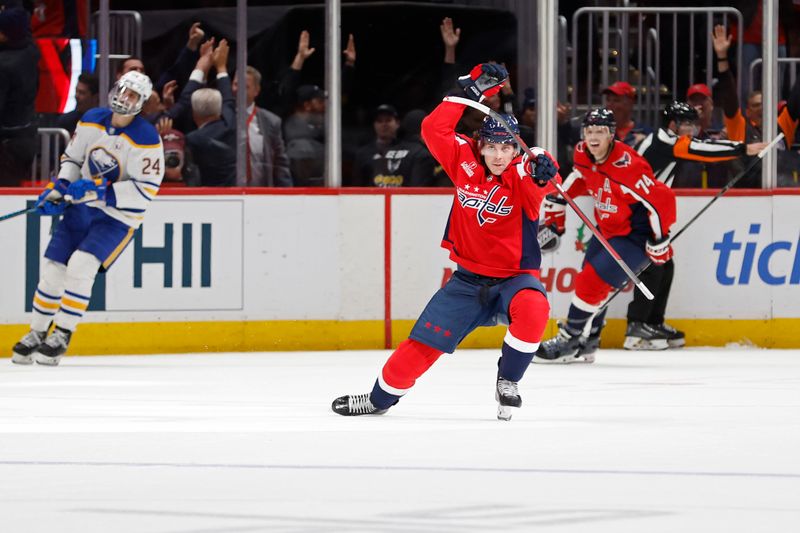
[457,63,508,102]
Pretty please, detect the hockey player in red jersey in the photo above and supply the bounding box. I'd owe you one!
[535,108,676,363]
[332,63,560,420]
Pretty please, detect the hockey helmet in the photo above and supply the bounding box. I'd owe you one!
[662,100,699,127]
[582,107,616,134]
[109,71,153,116]
[479,114,520,145]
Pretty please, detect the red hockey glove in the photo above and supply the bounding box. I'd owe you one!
[541,194,567,236]
[457,63,508,102]
[646,235,673,264]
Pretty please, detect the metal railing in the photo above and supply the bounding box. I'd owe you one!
[749,57,800,98]
[90,10,142,63]
[570,7,743,126]
[31,128,71,185]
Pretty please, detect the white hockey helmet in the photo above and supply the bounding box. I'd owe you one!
[108,71,153,116]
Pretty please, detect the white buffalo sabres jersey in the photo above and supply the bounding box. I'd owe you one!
[58,107,164,229]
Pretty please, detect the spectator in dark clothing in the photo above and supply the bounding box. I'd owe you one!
[351,106,437,187]
[351,104,401,187]
[517,87,537,147]
[602,81,650,146]
[156,22,204,93]
[397,108,439,187]
[185,40,236,187]
[0,5,39,185]
[56,73,99,135]
[284,84,326,187]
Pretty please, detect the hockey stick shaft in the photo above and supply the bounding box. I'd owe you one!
[598,132,785,310]
[0,177,107,223]
[0,206,38,223]
[443,95,654,300]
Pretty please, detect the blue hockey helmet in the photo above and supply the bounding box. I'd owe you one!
[479,114,520,144]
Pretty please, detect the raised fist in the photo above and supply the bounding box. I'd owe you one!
[457,63,508,102]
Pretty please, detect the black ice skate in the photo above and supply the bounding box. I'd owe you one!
[534,324,593,364]
[623,321,669,351]
[33,327,72,366]
[495,376,521,421]
[577,331,601,358]
[331,393,388,416]
[11,330,47,365]
[648,322,685,348]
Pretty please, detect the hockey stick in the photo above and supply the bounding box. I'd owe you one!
[0,206,38,223]
[597,132,785,310]
[0,178,107,224]
[443,95,654,300]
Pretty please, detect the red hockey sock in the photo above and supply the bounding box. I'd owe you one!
[507,289,550,344]
[380,338,444,394]
[574,262,613,307]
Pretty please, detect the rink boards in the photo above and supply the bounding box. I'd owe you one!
[0,188,798,354]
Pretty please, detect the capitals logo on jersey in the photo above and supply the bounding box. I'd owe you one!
[87,147,122,183]
[457,183,513,226]
[612,151,632,168]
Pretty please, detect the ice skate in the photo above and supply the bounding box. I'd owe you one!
[495,376,521,421]
[11,330,47,365]
[33,327,72,366]
[577,331,601,358]
[623,321,669,351]
[534,324,593,364]
[649,322,685,348]
[331,393,388,416]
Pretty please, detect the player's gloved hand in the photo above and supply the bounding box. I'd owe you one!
[457,63,508,102]
[36,178,69,216]
[646,235,673,264]
[542,194,567,236]
[530,152,558,187]
[516,150,559,187]
[65,178,105,204]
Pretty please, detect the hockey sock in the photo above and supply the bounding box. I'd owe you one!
[370,339,443,409]
[500,290,550,381]
[30,259,67,332]
[589,308,608,336]
[53,251,100,332]
[568,263,612,333]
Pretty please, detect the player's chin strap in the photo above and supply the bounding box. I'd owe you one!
[596,132,785,312]
[444,95,655,301]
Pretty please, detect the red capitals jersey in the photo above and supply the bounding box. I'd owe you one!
[421,101,560,278]
[564,140,676,240]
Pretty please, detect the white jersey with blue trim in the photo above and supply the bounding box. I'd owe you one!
[58,107,164,229]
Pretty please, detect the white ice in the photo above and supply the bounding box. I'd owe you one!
[1,348,799,533]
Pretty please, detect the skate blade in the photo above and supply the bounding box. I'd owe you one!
[11,353,33,365]
[497,404,516,421]
[623,337,669,351]
[667,338,685,348]
[533,352,593,364]
[34,353,62,366]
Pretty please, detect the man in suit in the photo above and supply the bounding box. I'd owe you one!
[233,66,291,186]
[180,39,236,186]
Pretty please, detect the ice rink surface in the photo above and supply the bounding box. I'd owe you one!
[1,348,798,533]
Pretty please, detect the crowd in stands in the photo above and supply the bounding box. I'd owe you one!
[2,0,800,189]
